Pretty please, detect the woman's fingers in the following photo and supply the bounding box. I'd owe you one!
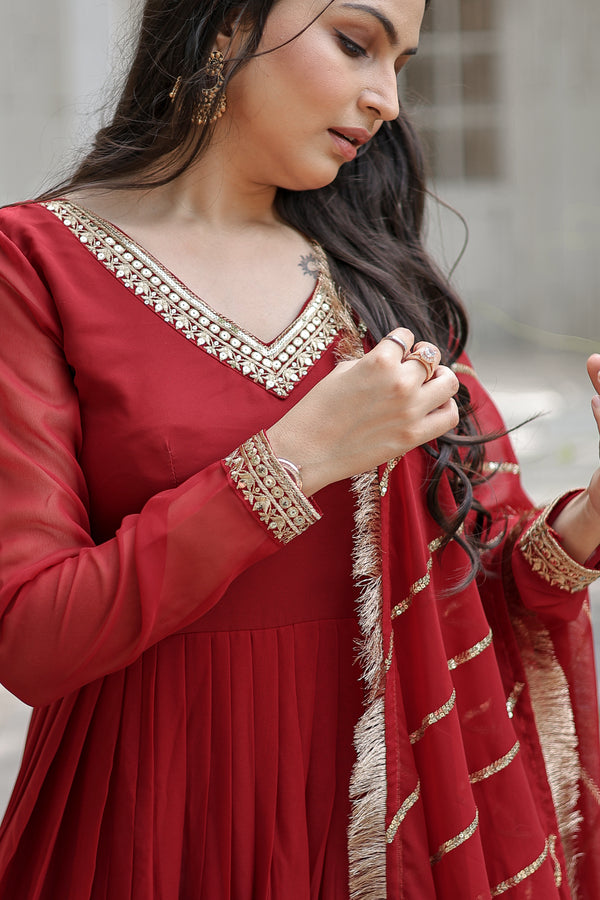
[592,394,600,435]
[379,332,443,385]
[402,341,441,383]
[399,386,460,448]
[267,330,462,494]
[424,396,460,433]
[586,353,600,392]
[382,327,415,358]
[585,354,600,452]
[371,334,458,423]
[424,365,460,403]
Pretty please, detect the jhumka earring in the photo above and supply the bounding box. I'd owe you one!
[169,50,228,125]
[196,50,227,124]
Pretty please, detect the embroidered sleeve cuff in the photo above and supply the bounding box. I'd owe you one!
[519,495,600,593]
[223,431,321,545]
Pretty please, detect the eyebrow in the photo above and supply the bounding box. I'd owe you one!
[340,3,419,55]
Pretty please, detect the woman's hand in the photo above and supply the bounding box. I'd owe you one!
[550,353,600,564]
[266,328,460,496]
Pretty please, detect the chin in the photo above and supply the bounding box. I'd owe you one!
[277,162,344,193]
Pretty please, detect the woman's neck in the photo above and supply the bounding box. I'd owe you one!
[144,137,281,231]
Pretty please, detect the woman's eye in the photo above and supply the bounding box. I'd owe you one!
[335,30,368,58]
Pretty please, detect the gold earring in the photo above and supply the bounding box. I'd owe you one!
[169,76,182,103]
[194,50,227,125]
[168,51,227,125]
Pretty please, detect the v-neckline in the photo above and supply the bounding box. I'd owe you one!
[43,198,346,398]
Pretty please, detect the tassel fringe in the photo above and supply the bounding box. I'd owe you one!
[513,616,583,897]
[348,467,388,899]
[318,248,389,898]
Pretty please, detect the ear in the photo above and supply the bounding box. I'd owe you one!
[214,6,248,54]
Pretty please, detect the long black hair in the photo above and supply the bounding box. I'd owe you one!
[41,0,495,580]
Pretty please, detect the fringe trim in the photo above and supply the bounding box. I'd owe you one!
[324,269,388,900]
[348,465,387,899]
[349,695,388,899]
[352,469,386,698]
[580,765,600,808]
[513,617,583,898]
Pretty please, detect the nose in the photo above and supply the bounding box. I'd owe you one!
[359,69,400,122]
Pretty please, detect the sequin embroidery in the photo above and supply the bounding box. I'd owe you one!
[430,810,479,865]
[490,835,560,895]
[386,781,421,844]
[506,682,525,719]
[469,741,520,784]
[391,536,445,621]
[409,689,457,745]
[447,629,493,671]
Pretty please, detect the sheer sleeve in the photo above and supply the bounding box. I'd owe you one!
[0,230,318,706]
[457,361,598,623]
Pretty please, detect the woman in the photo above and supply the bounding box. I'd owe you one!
[0,0,599,896]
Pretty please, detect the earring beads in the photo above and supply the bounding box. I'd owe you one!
[169,50,227,126]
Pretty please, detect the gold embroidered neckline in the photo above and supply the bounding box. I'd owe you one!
[43,199,343,398]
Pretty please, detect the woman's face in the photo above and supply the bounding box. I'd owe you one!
[220,0,426,192]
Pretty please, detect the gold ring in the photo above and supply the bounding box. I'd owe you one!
[403,345,439,382]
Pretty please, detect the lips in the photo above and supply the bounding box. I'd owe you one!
[328,130,358,161]
[328,126,372,162]
[329,127,372,147]
[330,129,359,147]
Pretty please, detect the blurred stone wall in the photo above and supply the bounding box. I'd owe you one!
[0,0,132,204]
[1,0,598,350]
[414,0,600,350]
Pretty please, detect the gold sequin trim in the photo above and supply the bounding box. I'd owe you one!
[430,810,479,865]
[483,461,521,476]
[549,835,563,887]
[224,431,320,545]
[384,630,394,673]
[506,682,525,719]
[469,741,520,784]
[409,689,457,745]
[581,766,600,807]
[452,363,478,379]
[43,200,343,399]
[379,456,404,497]
[391,536,444,620]
[490,835,560,895]
[519,496,599,593]
[386,781,421,844]
[447,629,493,671]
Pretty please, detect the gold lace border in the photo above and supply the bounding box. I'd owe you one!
[519,495,599,593]
[224,431,320,544]
[43,200,343,399]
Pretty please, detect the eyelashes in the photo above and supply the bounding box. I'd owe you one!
[334,29,368,58]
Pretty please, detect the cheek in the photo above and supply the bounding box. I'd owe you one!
[271,55,351,123]
[226,30,352,135]
[267,27,346,100]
